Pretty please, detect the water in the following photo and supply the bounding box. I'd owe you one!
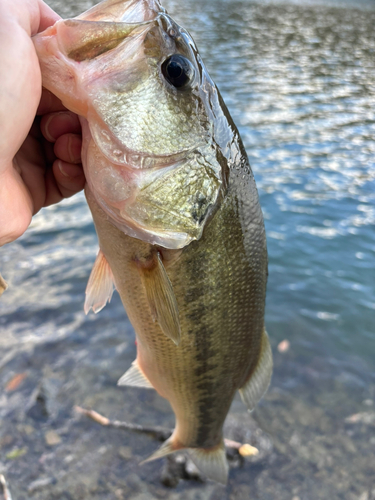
[1,0,374,499]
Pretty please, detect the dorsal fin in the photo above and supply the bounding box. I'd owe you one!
[0,273,8,297]
[117,360,153,389]
[238,329,273,412]
[84,250,115,314]
[138,252,181,345]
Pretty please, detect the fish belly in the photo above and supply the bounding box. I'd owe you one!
[85,159,267,451]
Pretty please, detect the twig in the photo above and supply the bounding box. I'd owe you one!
[74,406,171,441]
[0,475,13,500]
[74,406,258,457]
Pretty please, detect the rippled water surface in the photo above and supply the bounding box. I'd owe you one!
[1,0,374,499]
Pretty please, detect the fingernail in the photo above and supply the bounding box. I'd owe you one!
[44,114,56,142]
[58,160,83,178]
[45,112,76,142]
[67,135,82,164]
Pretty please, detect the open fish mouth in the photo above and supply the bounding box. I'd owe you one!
[75,0,165,24]
[88,115,200,171]
[84,130,219,249]
[33,1,224,249]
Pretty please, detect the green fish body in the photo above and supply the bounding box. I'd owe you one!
[33,0,272,483]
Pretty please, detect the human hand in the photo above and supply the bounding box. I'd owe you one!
[0,0,85,247]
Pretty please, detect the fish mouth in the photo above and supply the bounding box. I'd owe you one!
[89,116,199,171]
[82,118,209,250]
[96,193,197,249]
[76,0,166,24]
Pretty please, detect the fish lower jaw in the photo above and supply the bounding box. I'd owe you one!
[110,149,190,171]
[90,119,196,171]
[87,187,194,249]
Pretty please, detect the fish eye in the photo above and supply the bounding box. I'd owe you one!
[161,55,195,89]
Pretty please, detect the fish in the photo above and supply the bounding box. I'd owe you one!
[33,0,272,484]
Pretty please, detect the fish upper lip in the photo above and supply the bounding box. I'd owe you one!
[98,138,200,170]
[90,119,203,170]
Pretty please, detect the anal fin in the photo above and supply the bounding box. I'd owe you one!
[141,436,177,464]
[0,273,8,297]
[117,360,153,389]
[239,329,273,412]
[139,252,181,345]
[84,250,115,314]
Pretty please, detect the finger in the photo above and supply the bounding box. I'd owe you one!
[37,0,60,33]
[0,167,33,246]
[40,111,81,142]
[44,160,85,206]
[54,133,82,164]
[44,138,56,165]
[4,0,59,37]
[37,89,66,115]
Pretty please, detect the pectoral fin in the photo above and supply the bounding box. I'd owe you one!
[84,250,115,314]
[0,273,8,297]
[117,360,153,389]
[238,329,273,412]
[139,252,181,345]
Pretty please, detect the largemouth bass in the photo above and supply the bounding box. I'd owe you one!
[33,0,272,484]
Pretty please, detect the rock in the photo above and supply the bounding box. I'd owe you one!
[277,340,290,353]
[239,444,260,457]
[115,489,125,499]
[28,477,57,493]
[0,435,14,447]
[26,385,49,421]
[358,492,369,500]
[118,446,133,460]
[26,375,63,422]
[125,474,148,494]
[17,424,35,436]
[44,430,62,446]
[160,456,184,488]
[131,495,155,500]
[184,457,201,480]
[345,412,375,426]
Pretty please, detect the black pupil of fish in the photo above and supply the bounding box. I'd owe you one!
[168,61,183,79]
[162,55,192,88]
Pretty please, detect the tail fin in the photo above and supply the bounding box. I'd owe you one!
[188,441,228,485]
[142,437,228,485]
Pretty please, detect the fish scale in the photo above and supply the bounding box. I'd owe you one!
[33,0,272,484]
[86,152,267,468]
